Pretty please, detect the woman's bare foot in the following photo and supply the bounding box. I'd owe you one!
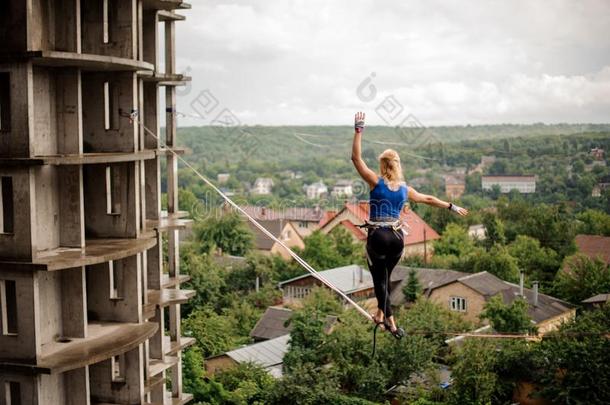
[372,309,385,327]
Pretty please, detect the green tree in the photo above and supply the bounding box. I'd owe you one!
[195,211,254,256]
[299,230,341,269]
[183,307,240,357]
[480,295,536,334]
[553,253,610,303]
[215,362,276,405]
[470,245,520,282]
[433,223,475,257]
[482,213,506,249]
[535,304,610,404]
[331,227,364,265]
[403,269,422,303]
[449,339,497,405]
[576,209,610,236]
[507,235,560,285]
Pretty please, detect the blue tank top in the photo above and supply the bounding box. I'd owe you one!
[369,177,408,219]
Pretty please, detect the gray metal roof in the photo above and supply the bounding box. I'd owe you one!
[250,307,294,340]
[582,293,610,304]
[390,267,469,305]
[226,334,290,369]
[458,272,511,297]
[250,307,338,341]
[279,264,373,294]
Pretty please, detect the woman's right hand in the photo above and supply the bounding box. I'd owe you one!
[355,111,366,134]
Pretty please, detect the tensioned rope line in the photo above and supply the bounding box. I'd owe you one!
[138,117,374,322]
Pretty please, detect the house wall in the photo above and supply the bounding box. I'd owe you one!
[404,241,434,259]
[269,223,305,260]
[204,356,237,376]
[536,309,576,334]
[429,283,487,324]
[289,220,319,238]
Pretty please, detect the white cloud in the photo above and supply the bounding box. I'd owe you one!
[174,0,610,126]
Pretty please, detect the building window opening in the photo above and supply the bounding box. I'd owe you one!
[0,177,14,234]
[450,296,466,312]
[1,280,18,335]
[111,354,126,383]
[4,381,21,405]
[108,260,123,299]
[105,166,121,215]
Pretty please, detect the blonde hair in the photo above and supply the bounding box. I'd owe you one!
[378,149,404,190]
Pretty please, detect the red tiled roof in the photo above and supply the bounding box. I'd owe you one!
[329,201,440,245]
[340,219,367,241]
[318,210,337,227]
[574,234,610,265]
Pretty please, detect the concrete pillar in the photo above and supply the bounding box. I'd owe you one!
[61,267,87,338]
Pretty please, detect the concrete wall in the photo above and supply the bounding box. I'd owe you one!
[83,162,140,238]
[87,254,142,323]
[0,168,36,260]
[0,269,40,362]
[82,72,138,153]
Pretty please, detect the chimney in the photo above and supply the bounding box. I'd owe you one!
[533,281,539,307]
[519,272,524,297]
[359,266,363,284]
[261,206,266,217]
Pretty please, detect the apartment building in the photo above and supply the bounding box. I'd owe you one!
[0,1,194,404]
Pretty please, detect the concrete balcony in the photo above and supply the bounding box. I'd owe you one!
[0,236,157,271]
[0,151,157,167]
[0,51,154,71]
[0,321,158,374]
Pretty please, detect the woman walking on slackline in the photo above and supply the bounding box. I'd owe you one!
[351,112,469,338]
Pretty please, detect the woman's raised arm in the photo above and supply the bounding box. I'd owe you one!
[351,112,378,188]
[408,187,469,216]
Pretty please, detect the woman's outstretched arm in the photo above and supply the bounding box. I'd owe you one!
[408,187,469,216]
[351,112,377,188]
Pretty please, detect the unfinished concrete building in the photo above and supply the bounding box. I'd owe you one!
[0,0,195,404]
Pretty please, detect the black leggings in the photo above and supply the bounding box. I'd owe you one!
[365,227,404,318]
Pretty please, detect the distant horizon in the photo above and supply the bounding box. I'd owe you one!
[173,122,610,129]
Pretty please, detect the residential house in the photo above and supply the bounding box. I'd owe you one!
[444,175,466,199]
[390,268,575,333]
[582,294,610,309]
[331,180,354,198]
[592,185,601,197]
[598,176,610,192]
[239,205,325,237]
[206,308,338,378]
[304,181,328,199]
[252,177,274,195]
[591,147,605,160]
[217,173,230,184]
[205,335,289,378]
[572,234,610,266]
[278,264,374,304]
[250,307,337,341]
[468,224,487,240]
[469,155,496,174]
[247,219,305,260]
[482,175,536,193]
[318,201,440,259]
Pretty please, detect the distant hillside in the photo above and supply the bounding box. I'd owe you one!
[176,123,610,165]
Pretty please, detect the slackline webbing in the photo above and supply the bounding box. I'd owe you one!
[137,119,374,322]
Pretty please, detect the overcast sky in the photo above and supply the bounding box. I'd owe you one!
[173,0,610,126]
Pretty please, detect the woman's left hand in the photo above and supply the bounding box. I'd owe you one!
[355,111,366,133]
[449,203,469,216]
